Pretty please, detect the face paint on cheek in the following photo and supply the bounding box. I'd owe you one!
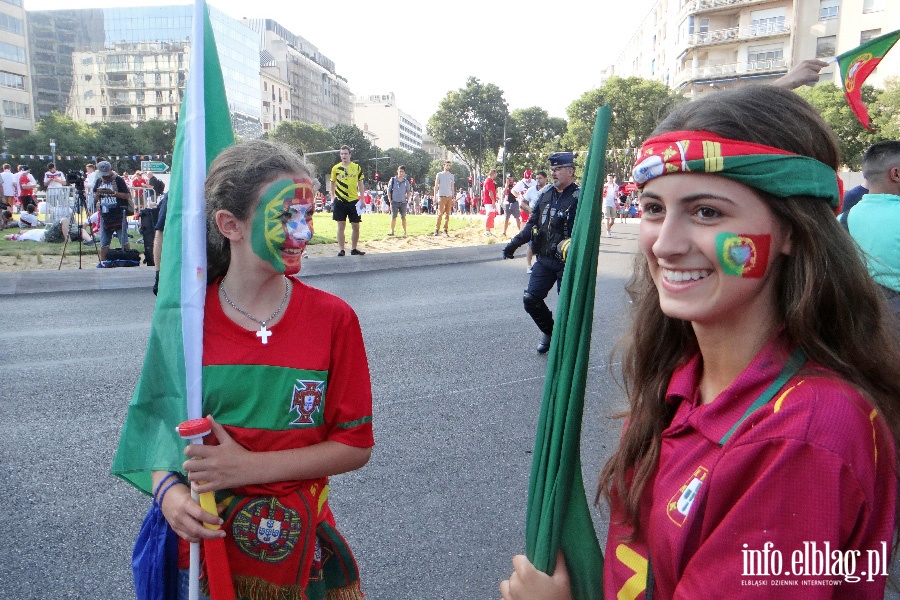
[250,178,313,273]
[715,232,771,278]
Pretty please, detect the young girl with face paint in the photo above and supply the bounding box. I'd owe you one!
[501,86,900,599]
[155,140,373,600]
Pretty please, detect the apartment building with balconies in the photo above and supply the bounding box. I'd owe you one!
[605,0,899,98]
[0,0,34,138]
[28,6,262,137]
[244,18,352,130]
[260,50,291,134]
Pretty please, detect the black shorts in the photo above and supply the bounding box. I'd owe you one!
[332,200,361,223]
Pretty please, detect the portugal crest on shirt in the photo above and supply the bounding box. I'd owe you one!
[290,380,325,426]
[667,466,709,527]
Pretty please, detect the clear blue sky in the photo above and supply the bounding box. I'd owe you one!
[27,0,657,125]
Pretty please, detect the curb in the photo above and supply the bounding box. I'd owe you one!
[0,243,504,296]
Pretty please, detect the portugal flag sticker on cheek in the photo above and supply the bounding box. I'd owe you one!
[715,232,771,278]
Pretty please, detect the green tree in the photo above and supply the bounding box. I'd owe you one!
[506,106,567,179]
[270,120,334,179]
[135,120,176,155]
[565,76,683,180]
[795,82,883,170]
[872,77,900,142]
[427,77,508,183]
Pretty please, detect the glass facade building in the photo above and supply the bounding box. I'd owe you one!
[28,6,261,137]
[0,0,34,136]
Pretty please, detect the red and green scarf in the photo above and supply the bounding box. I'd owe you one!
[633,131,842,213]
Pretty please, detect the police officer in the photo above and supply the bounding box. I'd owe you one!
[503,152,579,353]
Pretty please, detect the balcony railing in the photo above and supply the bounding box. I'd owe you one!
[687,21,789,46]
[675,58,788,87]
[681,0,781,18]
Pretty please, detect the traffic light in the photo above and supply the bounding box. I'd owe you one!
[374,173,380,180]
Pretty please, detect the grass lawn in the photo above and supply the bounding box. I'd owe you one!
[0,212,477,258]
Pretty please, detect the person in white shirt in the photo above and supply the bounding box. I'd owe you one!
[521,171,551,273]
[43,163,65,189]
[1,163,16,209]
[602,173,619,238]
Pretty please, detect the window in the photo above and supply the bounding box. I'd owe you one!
[0,71,25,90]
[1,0,23,7]
[819,0,839,20]
[861,29,882,44]
[863,0,883,13]
[0,13,23,35]
[0,41,25,63]
[2,100,29,118]
[749,45,783,63]
[816,35,836,58]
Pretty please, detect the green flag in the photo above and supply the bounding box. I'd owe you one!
[111,0,235,495]
[525,105,611,599]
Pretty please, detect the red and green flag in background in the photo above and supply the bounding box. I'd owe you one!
[837,28,900,131]
[524,105,611,600]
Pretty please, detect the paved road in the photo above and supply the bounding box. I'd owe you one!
[0,225,640,599]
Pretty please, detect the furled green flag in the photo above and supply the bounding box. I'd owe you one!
[525,105,611,599]
[111,0,235,495]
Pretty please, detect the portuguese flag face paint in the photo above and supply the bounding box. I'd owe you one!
[837,29,900,131]
[251,177,315,275]
[715,232,771,278]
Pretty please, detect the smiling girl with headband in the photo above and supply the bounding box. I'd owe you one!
[501,85,900,599]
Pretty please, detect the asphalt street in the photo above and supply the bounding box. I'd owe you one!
[0,225,640,599]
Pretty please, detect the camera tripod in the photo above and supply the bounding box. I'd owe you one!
[58,188,101,270]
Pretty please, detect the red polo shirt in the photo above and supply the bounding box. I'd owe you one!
[605,333,896,599]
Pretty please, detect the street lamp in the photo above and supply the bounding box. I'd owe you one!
[49,139,56,163]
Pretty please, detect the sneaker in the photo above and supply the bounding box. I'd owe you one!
[537,333,551,354]
[388,231,394,236]
[526,266,533,274]
[351,248,365,256]
[484,231,493,237]
[433,230,440,236]
[443,230,449,236]
[337,250,345,257]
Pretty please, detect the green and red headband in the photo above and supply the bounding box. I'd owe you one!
[633,131,842,213]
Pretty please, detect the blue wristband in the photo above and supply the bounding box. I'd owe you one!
[153,472,178,502]
[155,479,181,508]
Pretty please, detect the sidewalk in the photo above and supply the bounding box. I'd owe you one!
[0,220,641,296]
[0,243,503,296]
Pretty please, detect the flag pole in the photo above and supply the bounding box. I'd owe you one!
[183,0,209,596]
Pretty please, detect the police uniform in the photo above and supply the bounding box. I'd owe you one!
[503,153,579,353]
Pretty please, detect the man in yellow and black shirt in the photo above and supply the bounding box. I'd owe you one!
[329,145,366,256]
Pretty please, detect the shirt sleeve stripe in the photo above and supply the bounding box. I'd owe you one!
[336,416,372,429]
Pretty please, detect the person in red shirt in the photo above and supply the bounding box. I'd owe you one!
[483,169,498,236]
[118,140,373,599]
[501,86,900,599]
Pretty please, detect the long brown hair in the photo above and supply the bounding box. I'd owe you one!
[597,85,900,532]
[205,139,312,283]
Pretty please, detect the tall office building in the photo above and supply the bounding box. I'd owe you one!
[0,0,34,137]
[27,6,262,137]
[243,18,352,130]
[604,0,900,97]
[352,93,423,152]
